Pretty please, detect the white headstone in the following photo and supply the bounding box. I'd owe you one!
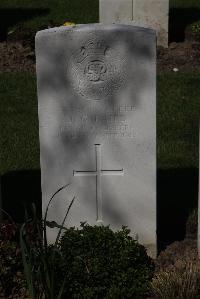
[36,24,157,257]
[99,0,169,48]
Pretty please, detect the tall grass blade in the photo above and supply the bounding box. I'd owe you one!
[50,196,75,299]
[43,184,70,250]
[1,208,16,224]
[20,223,36,299]
[56,277,66,299]
[55,196,75,248]
[20,184,74,299]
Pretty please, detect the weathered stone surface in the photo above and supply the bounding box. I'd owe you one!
[100,0,133,23]
[36,24,156,257]
[99,0,169,47]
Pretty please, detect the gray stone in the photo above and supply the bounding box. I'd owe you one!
[36,24,157,257]
[99,0,169,48]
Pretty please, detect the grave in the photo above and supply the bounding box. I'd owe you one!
[99,0,169,48]
[36,23,157,257]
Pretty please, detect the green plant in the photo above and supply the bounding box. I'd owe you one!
[186,21,200,41]
[0,239,26,297]
[152,259,200,299]
[56,223,154,299]
[191,22,200,37]
[0,213,25,297]
[20,184,75,299]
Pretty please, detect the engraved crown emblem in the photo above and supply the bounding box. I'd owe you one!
[85,40,107,57]
[76,40,107,63]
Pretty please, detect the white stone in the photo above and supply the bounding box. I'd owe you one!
[173,68,179,72]
[100,0,133,23]
[36,24,157,257]
[99,0,169,48]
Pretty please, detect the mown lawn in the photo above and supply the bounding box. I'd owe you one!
[170,0,200,8]
[0,73,39,175]
[0,0,99,35]
[157,73,200,169]
[0,72,200,175]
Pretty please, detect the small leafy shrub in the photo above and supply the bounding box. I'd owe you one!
[57,223,155,299]
[186,21,200,41]
[152,259,200,299]
[191,22,200,40]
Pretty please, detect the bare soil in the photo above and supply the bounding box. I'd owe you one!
[0,42,35,73]
[0,40,200,74]
[157,41,200,72]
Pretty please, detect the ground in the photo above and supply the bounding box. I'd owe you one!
[0,39,200,73]
[158,41,200,72]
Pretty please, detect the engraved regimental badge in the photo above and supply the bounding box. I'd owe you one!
[82,41,107,83]
[68,37,127,100]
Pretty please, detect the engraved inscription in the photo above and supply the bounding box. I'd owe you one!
[59,114,134,139]
[40,105,134,139]
[68,37,128,100]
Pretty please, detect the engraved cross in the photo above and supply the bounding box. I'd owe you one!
[73,144,124,223]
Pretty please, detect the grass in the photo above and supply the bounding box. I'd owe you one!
[0,0,200,174]
[170,0,200,9]
[0,0,99,35]
[157,73,200,169]
[0,73,39,175]
[0,72,199,175]
[0,0,199,37]
[152,259,200,299]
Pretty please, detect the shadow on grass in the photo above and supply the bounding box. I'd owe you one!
[157,168,198,253]
[1,168,198,254]
[0,8,49,41]
[169,7,200,42]
[1,169,42,222]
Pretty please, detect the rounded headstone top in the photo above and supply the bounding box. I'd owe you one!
[35,23,156,40]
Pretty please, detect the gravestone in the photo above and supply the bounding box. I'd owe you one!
[36,24,157,257]
[99,0,169,48]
